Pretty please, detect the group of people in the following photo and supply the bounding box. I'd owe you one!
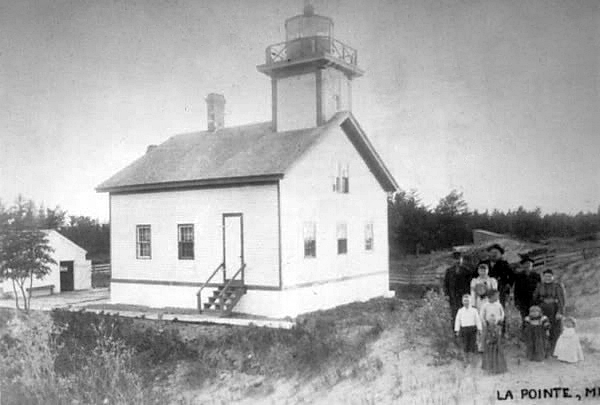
[444,244,584,374]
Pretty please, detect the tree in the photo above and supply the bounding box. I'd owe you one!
[0,196,57,312]
[0,227,55,312]
[61,216,110,262]
[388,189,434,255]
[434,190,468,217]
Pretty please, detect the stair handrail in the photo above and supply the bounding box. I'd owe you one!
[197,262,225,311]
[213,263,246,309]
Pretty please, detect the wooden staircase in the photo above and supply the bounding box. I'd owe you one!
[202,280,247,316]
[197,263,247,317]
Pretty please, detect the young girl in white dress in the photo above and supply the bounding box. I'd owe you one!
[553,316,584,363]
[470,263,498,312]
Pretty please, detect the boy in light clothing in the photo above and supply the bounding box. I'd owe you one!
[455,294,482,365]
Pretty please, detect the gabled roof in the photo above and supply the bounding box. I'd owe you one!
[96,112,399,193]
[43,229,88,254]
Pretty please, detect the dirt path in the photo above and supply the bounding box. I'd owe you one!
[182,319,600,404]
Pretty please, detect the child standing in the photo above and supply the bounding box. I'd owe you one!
[455,294,482,365]
[480,289,505,352]
[523,305,550,361]
[553,316,584,363]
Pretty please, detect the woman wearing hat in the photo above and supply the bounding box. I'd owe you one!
[486,244,514,308]
[513,255,542,324]
[532,269,566,356]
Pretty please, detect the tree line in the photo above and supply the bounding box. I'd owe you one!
[388,189,600,256]
[3,193,599,262]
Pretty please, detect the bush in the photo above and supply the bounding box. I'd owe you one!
[51,309,196,381]
[61,335,146,405]
[404,290,460,364]
[0,312,64,404]
[0,312,149,405]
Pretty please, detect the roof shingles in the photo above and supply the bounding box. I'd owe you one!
[97,114,347,192]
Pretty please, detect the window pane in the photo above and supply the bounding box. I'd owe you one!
[337,239,347,254]
[337,223,347,254]
[304,240,316,257]
[178,225,194,259]
[179,242,194,259]
[179,224,194,242]
[303,222,316,258]
[136,225,151,258]
[365,223,374,250]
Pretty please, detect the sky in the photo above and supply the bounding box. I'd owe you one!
[0,0,598,221]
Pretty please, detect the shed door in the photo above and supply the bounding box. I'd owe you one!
[59,261,74,292]
[223,214,244,279]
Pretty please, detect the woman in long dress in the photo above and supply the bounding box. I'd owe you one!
[470,263,498,351]
[481,314,507,374]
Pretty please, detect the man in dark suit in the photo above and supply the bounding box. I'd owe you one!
[443,251,475,321]
[486,244,514,308]
[513,254,541,323]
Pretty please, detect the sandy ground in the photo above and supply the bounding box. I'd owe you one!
[180,317,600,405]
[0,288,109,310]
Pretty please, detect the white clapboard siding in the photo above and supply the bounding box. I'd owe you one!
[110,184,280,288]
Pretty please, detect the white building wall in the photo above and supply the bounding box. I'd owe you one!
[110,184,280,299]
[110,272,386,319]
[47,230,92,291]
[279,124,389,304]
[276,73,317,131]
[321,68,352,122]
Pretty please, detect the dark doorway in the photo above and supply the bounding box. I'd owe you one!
[59,261,74,292]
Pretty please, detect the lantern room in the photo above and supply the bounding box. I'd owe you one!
[257,4,362,78]
[257,4,363,132]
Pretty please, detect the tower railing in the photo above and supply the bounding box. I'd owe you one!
[265,35,358,66]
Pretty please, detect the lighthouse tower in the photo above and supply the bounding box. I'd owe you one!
[257,4,364,132]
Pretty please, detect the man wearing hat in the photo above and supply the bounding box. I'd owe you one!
[486,244,515,308]
[513,255,541,323]
[533,269,566,355]
[443,251,475,320]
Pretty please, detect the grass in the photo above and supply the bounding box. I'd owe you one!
[0,297,406,404]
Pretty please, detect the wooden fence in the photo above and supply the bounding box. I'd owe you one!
[389,260,444,288]
[92,263,111,273]
[390,247,596,290]
[91,263,111,288]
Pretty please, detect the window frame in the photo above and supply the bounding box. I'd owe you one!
[177,224,195,260]
[303,222,317,258]
[365,222,374,251]
[136,225,152,259]
[337,222,348,255]
[332,162,349,193]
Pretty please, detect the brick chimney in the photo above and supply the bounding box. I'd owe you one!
[206,93,225,132]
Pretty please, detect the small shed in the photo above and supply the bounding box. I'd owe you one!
[1,229,92,296]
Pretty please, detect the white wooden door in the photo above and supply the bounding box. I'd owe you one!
[223,214,243,277]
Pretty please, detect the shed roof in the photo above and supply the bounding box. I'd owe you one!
[43,229,88,255]
[97,112,398,193]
